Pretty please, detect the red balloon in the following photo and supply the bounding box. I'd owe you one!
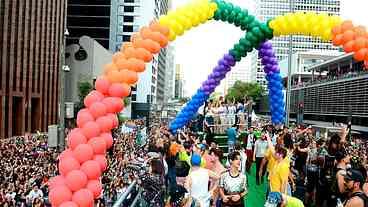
[73,144,94,164]
[89,102,107,119]
[59,201,79,207]
[72,189,94,207]
[96,116,113,133]
[354,48,368,61]
[94,155,107,172]
[107,113,119,128]
[65,170,88,192]
[67,131,87,150]
[59,156,81,176]
[102,97,124,113]
[81,121,101,139]
[95,77,111,95]
[88,137,107,155]
[58,148,74,160]
[86,180,103,199]
[49,185,73,206]
[100,133,113,149]
[108,83,131,98]
[77,110,94,128]
[80,160,102,180]
[84,90,104,108]
[48,175,66,190]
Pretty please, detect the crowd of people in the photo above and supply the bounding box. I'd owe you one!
[1,111,368,207]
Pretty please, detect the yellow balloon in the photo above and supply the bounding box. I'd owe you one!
[168,30,176,41]
[170,20,184,36]
[209,2,218,13]
[159,15,171,27]
[175,14,192,31]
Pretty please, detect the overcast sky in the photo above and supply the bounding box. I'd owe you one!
[170,0,368,96]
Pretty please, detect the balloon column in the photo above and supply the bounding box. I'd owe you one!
[48,22,171,206]
[259,41,285,124]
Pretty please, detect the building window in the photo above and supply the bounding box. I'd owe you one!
[124,0,135,2]
[123,35,131,41]
[123,16,134,22]
[124,6,134,12]
[123,25,133,32]
[131,94,137,101]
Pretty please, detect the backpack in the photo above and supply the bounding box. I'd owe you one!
[175,159,190,177]
[349,192,368,207]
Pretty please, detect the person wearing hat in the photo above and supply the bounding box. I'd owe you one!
[265,192,304,207]
[185,153,219,207]
[343,169,368,207]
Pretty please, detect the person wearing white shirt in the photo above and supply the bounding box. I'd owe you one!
[227,103,237,127]
[253,135,268,185]
[27,185,43,203]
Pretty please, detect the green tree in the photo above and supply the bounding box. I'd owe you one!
[76,81,93,111]
[225,81,265,103]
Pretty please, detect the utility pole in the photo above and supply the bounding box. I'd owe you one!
[285,0,294,127]
[59,0,68,149]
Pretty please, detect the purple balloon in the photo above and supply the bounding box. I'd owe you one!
[261,57,270,65]
[218,59,228,67]
[217,64,226,72]
[213,71,221,78]
[261,41,272,49]
[271,65,279,72]
[266,49,275,57]
[208,79,215,85]
[223,54,234,62]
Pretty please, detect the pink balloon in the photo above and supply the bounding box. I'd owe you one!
[77,109,94,128]
[80,160,101,180]
[84,90,104,108]
[86,180,103,199]
[94,155,107,172]
[107,113,119,128]
[58,148,74,160]
[88,137,107,155]
[95,77,111,95]
[49,185,73,206]
[81,121,101,139]
[89,102,107,119]
[100,133,113,149]
[108,83,130,98]
[59,156,81,176]
[59,201,79,207]
[102,97,124,113]
[96,116,113,133]
[65,170,88,192]
[73,144,94,164]
[72,189,94,207]
[67,131,87,150]
[48,175,66,190]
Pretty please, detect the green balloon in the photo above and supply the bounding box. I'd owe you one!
[230,49,242,62]
[240,24,247,31]
[228,11,237,23]
[239,37,252,48]
[260,23,274,39]
[241,9,249,17]
[251,27,264,39]
[234,43,245,53]
[213,11,221,20]
[245,32,258,43]
[245,15,255,25]
[233,6,242,14]
[248,20,259,29]
[234,13,244,27]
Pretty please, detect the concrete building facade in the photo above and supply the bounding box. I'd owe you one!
[0,0,66,138]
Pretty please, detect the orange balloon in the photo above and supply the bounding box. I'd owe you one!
[112,52,125,64]
[331,25,342,36]
[343,40,355,53]
[341,20,354,32]
[106,70,124,83]
[354,26,367,37]
[127,58,146,72]
[103,63,118,76]
[120,69,138,84]
[150,21,170,37]
[130,33,141,42]
[142,39,161,53]
[132,36,145,49]
[342,30,356,44]
[123,47,138,59]
[353,48,368,61]
[120,42,133,52]
[353,37,366,51]
[141,27,168,47]
[332,34,343,46]
[136,48,153,62]
[116,58,130,70]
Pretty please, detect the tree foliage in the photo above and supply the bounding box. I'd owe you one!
[225,81,265,103]
[76,81,93,111]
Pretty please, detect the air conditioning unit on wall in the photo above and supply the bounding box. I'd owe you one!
[48,125,58,148]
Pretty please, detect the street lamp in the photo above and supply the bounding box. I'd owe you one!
[285,0,294,127]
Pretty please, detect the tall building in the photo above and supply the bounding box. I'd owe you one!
[0,0,66,138]
[175,64,185,99]
[109,0,169,118]
[66,0,111,49]
[165,45,176,102]
[224,55,252,92]
[253,0,341,87]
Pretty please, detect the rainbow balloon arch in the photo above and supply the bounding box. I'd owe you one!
[48,0,368,206]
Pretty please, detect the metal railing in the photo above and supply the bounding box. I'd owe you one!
[113,180,137,207]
